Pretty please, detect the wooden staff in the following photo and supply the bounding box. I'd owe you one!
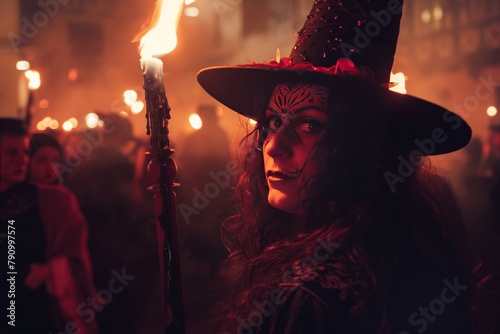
[142,64,185,334]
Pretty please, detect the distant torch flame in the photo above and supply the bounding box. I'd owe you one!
[389,72,407,94]
[25,70,41,90]
[139,0,185,58]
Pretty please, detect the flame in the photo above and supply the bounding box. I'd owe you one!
[139,0,185,58]
[389,72,407,94]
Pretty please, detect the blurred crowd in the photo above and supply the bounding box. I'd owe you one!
[458,119,500,273]
[0,105,233,333]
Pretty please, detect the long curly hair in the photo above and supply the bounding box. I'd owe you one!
[214,88,498,333]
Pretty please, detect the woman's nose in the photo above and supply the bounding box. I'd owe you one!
[264,123,295,159]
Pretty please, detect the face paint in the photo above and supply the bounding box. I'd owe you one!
[262,84,329,213]
[267,84,328,116]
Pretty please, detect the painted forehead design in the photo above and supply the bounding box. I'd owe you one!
[267,84,328,115]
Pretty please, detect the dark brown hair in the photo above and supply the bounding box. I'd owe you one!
[215,88,498,333]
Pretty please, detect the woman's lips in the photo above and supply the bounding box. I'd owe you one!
[267,170,297,181]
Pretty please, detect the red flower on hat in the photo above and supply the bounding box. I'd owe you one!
[245,57,374,81]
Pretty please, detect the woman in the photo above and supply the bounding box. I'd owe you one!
[24,132,98,333]
[197,0,498,333]
[29,132,63,185]
[0,121,98,333]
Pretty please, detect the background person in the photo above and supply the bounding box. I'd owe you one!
[64,113,163,333]
[0,118,98,334]
[28,133,63,185]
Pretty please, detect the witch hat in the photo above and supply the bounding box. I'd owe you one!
[197,0,471,155]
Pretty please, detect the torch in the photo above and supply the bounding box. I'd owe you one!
[138,0,186,333]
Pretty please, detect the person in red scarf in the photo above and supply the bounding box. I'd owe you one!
[0,118,98,333]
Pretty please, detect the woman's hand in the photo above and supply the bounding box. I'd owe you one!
[24,263,51,289]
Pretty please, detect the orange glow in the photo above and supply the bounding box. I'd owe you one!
[389,72,407,94]
[189,113,202,129]
[25,70,41,90]
[139,0,185,57]
[36,121,47,131]
[39,99,49,108]
[487,106,498,117]
[42,116,52,127]
[63,121,73,131]
[184,7,199,17]
[124,90,138,106]
[85,113,99,128]
[131,101,145,114]
[215,106,223,117]
[49,119,59,130]
[16,61,30,71]
[421,10,431,24]
[68,68,79,81]
[69,118,78,127]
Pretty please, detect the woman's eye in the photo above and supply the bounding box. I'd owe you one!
[265,115,282,131]
[296,120,324,133]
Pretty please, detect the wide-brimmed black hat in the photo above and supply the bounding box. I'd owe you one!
[197,0,471,155]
